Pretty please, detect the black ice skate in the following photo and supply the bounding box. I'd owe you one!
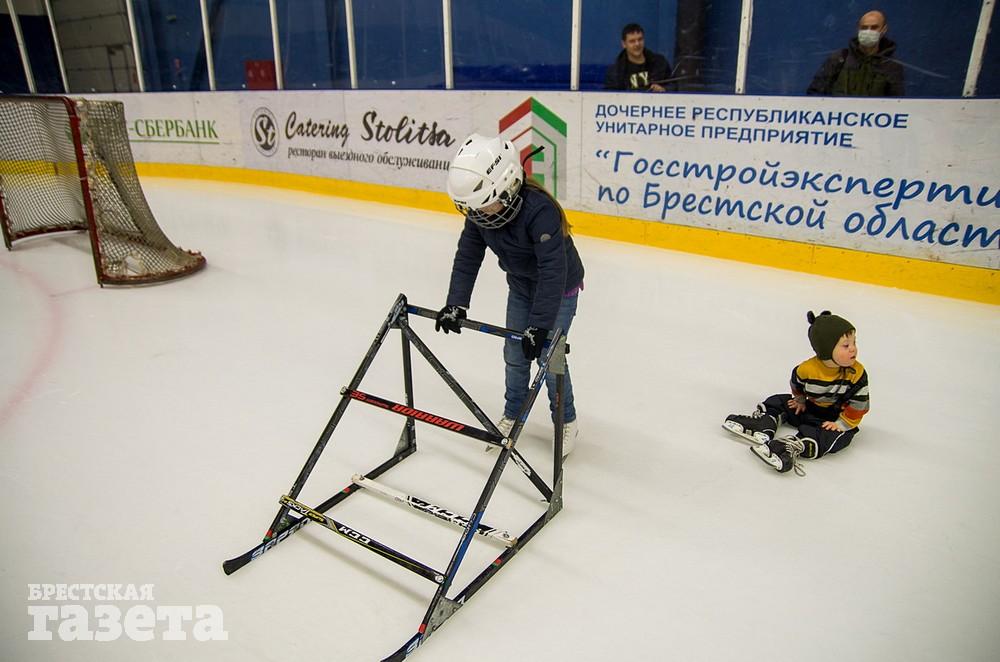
[723,405,777,444]
[750,435,806,476]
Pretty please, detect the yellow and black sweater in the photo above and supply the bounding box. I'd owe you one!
[790,357,870,430]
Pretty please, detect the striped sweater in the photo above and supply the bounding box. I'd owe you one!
[790,357,870,430]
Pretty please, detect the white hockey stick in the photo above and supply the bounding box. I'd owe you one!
[352,475,516,547]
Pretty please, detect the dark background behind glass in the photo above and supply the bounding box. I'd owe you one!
[277,0,350,89]
[135,0,210,92]
[452,0,573,89]
[2,1,998,96]
[354,0,444,89]
[746,0,983,97]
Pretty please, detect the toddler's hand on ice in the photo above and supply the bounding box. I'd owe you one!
[787,398,806,414]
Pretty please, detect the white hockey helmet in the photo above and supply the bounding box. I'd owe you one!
[446,133,524,229]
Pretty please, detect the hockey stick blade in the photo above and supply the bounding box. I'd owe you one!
[382,631,423,662]
[222,516,310,575]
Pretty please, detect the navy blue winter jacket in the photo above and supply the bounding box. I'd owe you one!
[446,185,585,330]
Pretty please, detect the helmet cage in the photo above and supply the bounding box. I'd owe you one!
[447,134,524,229]
[460,191,522,229]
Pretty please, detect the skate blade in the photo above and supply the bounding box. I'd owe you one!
[721,422,766,445]
[750,445,784,471]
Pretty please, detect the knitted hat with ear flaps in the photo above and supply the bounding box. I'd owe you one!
[807,311,854,360]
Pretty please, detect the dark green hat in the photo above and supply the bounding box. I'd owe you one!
[807,311,854,360]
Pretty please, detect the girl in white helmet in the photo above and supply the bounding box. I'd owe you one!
[435,133,585,456]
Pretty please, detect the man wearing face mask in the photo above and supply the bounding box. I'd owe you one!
[807,9,904,96]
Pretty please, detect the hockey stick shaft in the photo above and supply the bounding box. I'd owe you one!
[279,495,445,584]
[413,329,561,634]
[406,304,565,352]
[410,317,562,494]
[223,447,414,575]
[352,475,516,546]
[454,511,548,604]
[397,320,552,497]
[384,486,557,660]
[406,304,524,341]
[398,320,501,435]
[345,388,498,443]
[264,295,408,538]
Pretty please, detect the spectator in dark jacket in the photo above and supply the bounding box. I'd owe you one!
[604,23,675,92]
[807,10,904,97]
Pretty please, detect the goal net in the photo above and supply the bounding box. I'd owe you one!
[0,95,205,285]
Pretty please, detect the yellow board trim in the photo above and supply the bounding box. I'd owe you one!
[135,162,997,305]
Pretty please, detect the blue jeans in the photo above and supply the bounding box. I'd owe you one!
[503,289,577,423]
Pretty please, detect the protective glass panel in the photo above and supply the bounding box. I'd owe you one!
[276,0,350,89]
[50,0,139,93]
[581,0,741,94]
[746,1,981,97]
[353,0,443,89]
[133,0,210,91]
[206,0,275,90]
[976,3,1000,97]
[0,7,31,93]
[452,0,571,90]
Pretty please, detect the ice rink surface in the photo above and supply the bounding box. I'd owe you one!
[1,177,998,662]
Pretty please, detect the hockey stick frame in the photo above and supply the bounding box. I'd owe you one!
[222,294,568,660]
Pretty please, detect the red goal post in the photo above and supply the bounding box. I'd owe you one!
[0,95,205,285]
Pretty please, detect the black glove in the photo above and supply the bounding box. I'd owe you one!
[521,326,549,360]
[435,305,466,334]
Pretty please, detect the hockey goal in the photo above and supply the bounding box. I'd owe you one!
[0,95,205,285]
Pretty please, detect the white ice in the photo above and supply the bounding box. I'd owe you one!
[1,177,998,662]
